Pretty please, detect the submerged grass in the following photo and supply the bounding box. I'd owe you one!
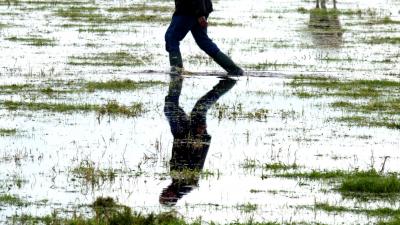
[10,196,280,225]
[170,169,217,182]
[98,100,145,118]
[5,36,56,46]
[3,100,98,112]
[236,203,258,213]
[71,160,116,186]
[366,37,400,45]
[86,79,164,91]
[290,75,400,129]
[56,6,169,24]
[106,4,173,13]
[0,0,89,5]
[297,7,364,16]
[367,16,400,25]
[2,100,145,117]
[280,169,400,197]
[290,75,400,99]
[241,159,298,172]
[0,84,32,90]
[212,103,268,121]
[336,116,400,130]
[313,202,400,218]
[68,51,152,67]
[340,174,400,194]
[0,194,26,206]
[0,128,17,136]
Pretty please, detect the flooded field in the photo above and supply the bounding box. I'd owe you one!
[1,0,400,224]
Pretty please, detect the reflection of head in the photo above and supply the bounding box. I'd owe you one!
[308,9,343,48]
[160,76,236,206]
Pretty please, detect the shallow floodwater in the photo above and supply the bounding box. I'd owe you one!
[1,0,400,224]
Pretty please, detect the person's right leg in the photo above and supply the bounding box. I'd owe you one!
[190,21,243,75]
[165,15,196,73]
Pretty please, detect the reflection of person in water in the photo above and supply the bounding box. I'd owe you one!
[159,75,236,205]
[308,7,343,47]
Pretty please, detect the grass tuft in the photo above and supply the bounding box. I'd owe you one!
[98,100,145,117]
[340,174,400,194]
[5,36,56,46]
[86,79,164,91]
[0,128,17,136]
[68,51,152,67]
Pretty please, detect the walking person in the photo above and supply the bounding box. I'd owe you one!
[165,0,244,75]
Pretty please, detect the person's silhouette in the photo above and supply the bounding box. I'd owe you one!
[159,75,236,205]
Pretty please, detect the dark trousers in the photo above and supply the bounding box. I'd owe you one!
[165,15,220,57]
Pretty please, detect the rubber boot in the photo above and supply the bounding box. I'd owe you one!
[169,52,183,75]
[212,51,244,76]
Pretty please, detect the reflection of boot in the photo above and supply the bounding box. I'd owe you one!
[212,51,244,76]
[167,75,183,98]
[169,52,183,75]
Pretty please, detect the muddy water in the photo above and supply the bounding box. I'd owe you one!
[1,0,400,224]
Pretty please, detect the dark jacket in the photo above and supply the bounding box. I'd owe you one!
[174,0,213,17]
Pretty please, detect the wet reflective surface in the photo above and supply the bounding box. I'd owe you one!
[1,0,400,224]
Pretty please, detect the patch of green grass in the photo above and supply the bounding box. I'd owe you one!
[0,194,26,206]
[212,103,268,121]
[297,7,363,16]
[0,128,17,136]
[5,36,56,46]
[367,16,400,25]
[290,75,399,98]
[280,169,400,196]
[209,20,241,27]
[56,6,169,24]
[379,216,400,225]
[0,84,32,91]
[314,202,400,217]
[248,61,303,70]
[290,76,400,129]
[1,0,89,5]
[264,162,299,171]
[333,98,400,115]
[170,169,217,182]
[86,79,164,91]
[236,203,258,213]
[98,100,145,117]
[71,160,116,186]
[336,116,400,130]
[241,158,258,170]
[0,23,8,29]
[278,169,348,179]
[2,100,98,112]
[78,27,131,33]
[6,195,282,225]
[340,174,400,194]
[68,51,152,67]
[241,159,298,172]
[106,4,172,13]
[55,6,102,22]
[366,37,400,45]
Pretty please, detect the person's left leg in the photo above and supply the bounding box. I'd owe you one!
[165,15,196,72]
[191,22,243,75]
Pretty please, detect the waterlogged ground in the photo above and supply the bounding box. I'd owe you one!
[1,0,400,224]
